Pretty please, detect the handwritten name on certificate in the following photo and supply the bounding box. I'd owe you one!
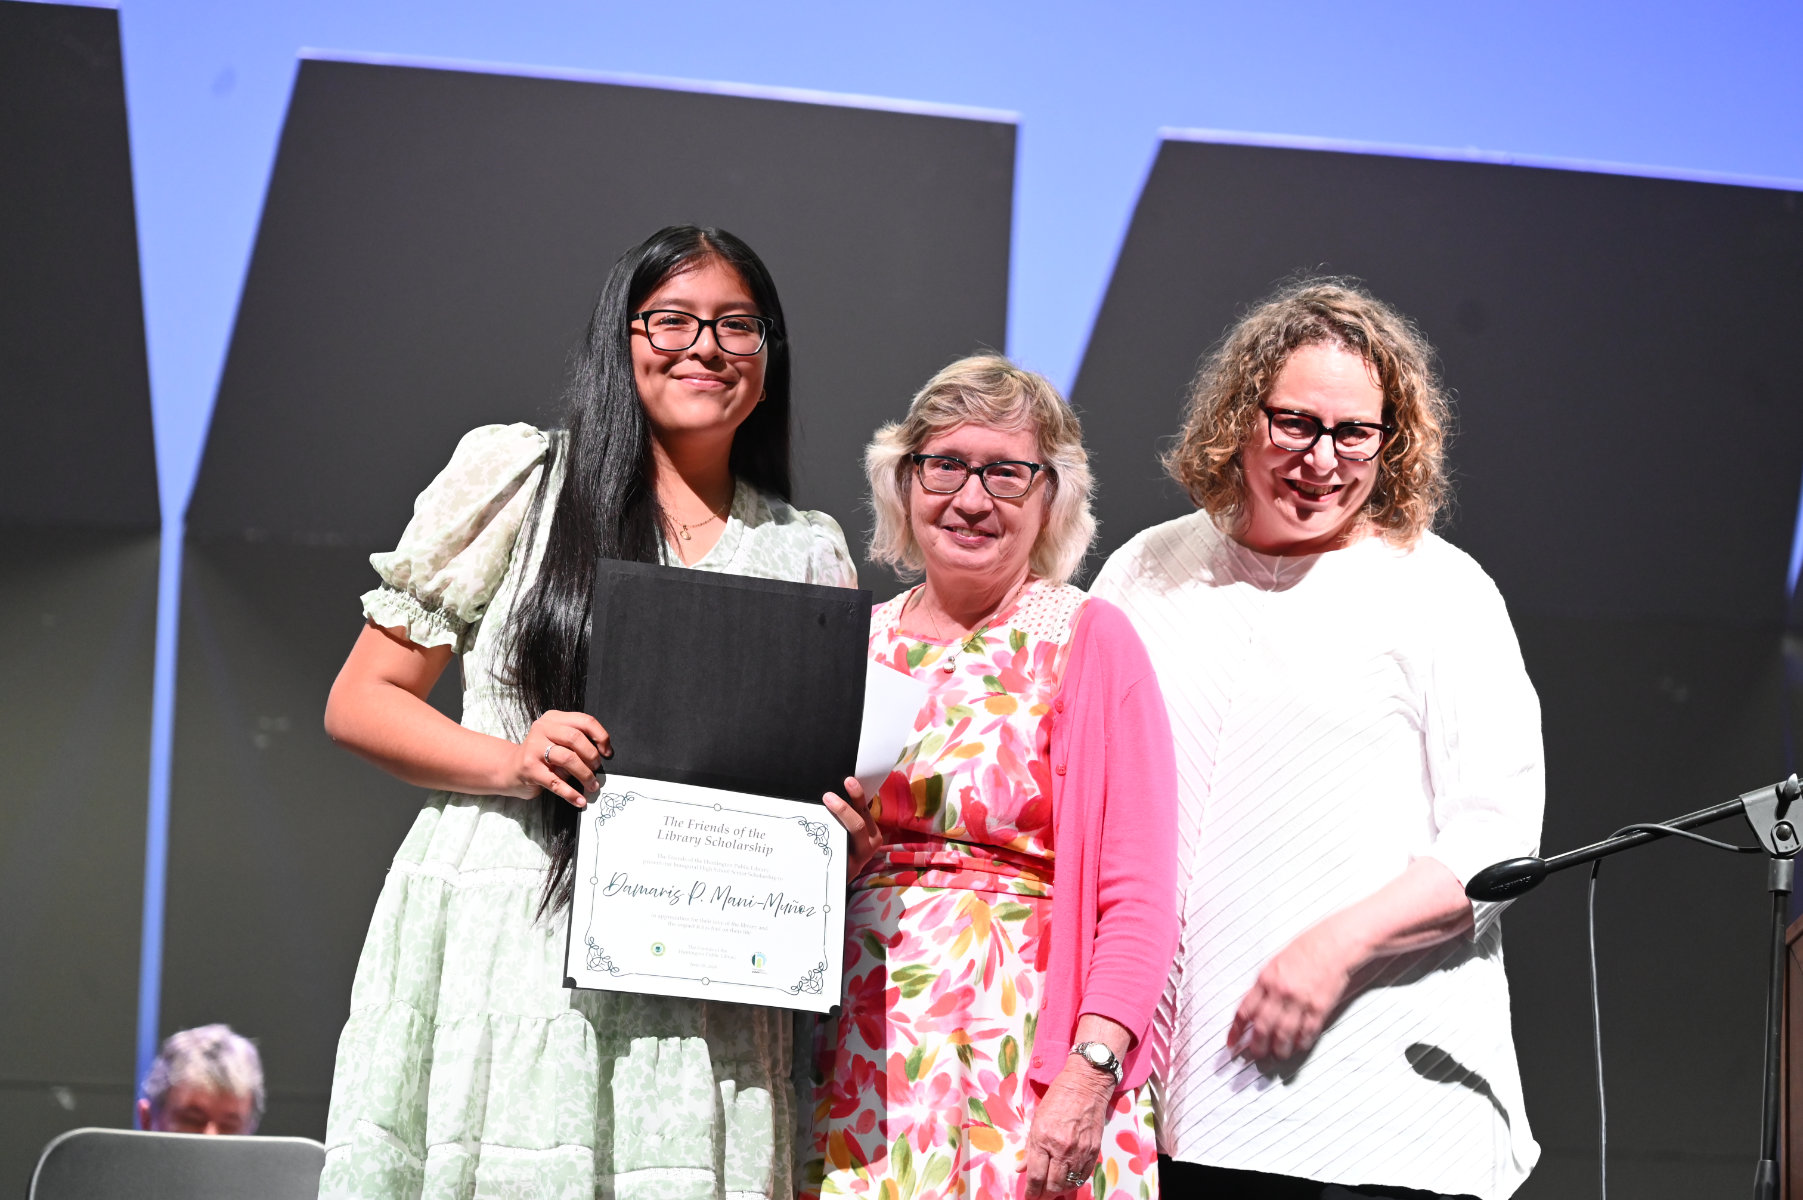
[564,773,848,1012]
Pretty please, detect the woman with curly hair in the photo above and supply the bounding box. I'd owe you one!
[1092,279,1544,1200]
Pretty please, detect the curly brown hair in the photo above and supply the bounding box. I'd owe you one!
[1164,278,1451,546]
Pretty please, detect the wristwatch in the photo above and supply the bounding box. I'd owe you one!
[1070,1041,1122,1086]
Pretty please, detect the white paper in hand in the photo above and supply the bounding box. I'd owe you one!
[853,659,928,795]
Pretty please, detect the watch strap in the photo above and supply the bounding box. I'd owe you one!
[1070,1040,1123,1086]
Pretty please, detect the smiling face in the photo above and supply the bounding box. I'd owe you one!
[629,256,767,450]
[908,422,1050,595]
[1236,341,1386,555]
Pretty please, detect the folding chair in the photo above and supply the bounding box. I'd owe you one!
[28,1127,325,1200]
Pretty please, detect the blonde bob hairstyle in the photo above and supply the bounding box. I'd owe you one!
[866,355,1096,584]
[1164,278,1451,546]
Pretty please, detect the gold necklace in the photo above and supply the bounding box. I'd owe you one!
[674,495,732,542]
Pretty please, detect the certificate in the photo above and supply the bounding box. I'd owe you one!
[564,560,906,1012]
[564,773,847,1012]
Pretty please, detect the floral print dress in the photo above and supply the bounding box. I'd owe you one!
[807,580,1158,1200]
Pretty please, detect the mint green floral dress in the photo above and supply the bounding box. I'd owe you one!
[319,423,858,1200]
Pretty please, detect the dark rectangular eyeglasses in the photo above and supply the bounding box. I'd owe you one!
[634,309,773,355]
[1262,406,1394,462]
[910,453,1045,499]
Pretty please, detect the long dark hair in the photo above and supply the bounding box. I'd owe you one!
[507,225,793,915]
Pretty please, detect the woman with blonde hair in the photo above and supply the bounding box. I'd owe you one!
[1092,279,1544,1199]
[810,355,1178,1200]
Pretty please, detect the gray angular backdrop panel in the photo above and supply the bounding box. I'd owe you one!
[0,0,160,1191]
[168,58,1013,1135]
[1070,139,1803,1198]
[0,530,159,1189]
[0,0,158,529]
[1074,140,1803,621]
[186,59,1014,557]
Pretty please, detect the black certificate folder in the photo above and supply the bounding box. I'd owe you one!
[584,559,871,803]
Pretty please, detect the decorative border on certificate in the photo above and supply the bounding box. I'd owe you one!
[563,773,846,1013]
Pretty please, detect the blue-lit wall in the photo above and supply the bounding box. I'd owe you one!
[120,0,1803,512]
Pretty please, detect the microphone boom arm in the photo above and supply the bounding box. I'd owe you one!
[1466,777,1802,903]
[1463,773,1802,1200]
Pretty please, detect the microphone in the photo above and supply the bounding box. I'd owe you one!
[1465,857,1548,902]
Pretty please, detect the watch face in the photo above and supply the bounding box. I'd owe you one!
[1082,1043,1114,1069]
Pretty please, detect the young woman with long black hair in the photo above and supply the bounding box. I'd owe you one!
[318,226,857,1200]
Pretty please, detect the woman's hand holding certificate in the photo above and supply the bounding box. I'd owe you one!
[822,776,882,876]
[524,710,611,808]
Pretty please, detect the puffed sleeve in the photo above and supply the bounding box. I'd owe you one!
[802,509,859,588]
[360,423,550,654]
[1417,550,1546,938]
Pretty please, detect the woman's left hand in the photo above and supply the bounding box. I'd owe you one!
[1228,921,1356,1061]
[1228,859,1475,1062]
[1022,1060,1113,1199]
[823,776,883,876]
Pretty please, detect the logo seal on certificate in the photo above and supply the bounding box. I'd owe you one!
[565,775,847,1011]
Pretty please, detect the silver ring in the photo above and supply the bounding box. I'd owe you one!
[542,744,553,765]
[1064,1169,1087,1186]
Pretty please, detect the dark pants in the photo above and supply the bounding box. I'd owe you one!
[1158,1156,1479,1200]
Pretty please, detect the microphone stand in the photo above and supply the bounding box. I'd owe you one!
[1466,775,1803,1200]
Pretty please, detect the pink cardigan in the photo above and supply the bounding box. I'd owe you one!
[1026,597,1179,1093]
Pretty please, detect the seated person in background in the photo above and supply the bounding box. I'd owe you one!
[136,1024,264,1135]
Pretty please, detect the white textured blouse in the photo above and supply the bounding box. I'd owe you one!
[1091,511,1544,1200]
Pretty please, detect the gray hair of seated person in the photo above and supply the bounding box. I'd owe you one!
[141,1024,265,1131]
[865,354,1097,584]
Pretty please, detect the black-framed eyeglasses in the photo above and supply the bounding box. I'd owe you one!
[1261,407,1394,462]
[909,453,1046,499]
[633,309,774,355]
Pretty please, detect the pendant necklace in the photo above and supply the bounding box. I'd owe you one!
[675,494,732,542]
